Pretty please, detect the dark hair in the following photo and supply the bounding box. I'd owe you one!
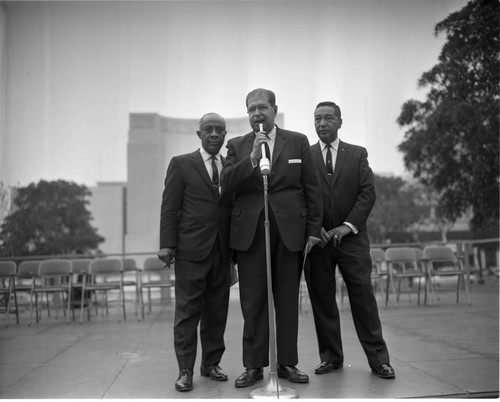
[315,101,341,118]
[246,88,276,108]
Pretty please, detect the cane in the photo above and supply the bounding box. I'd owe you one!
[250,124,298,399]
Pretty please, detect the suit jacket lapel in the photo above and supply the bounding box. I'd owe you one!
[272,128,286,165]
[331,141,347,187]
[245,132,254,153]
[312,142,331,186]
[193,151,218,194]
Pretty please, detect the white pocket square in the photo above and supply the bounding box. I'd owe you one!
[288,159,302,164]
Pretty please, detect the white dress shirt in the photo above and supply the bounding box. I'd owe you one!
[319,137,339,173]
[199,148,222,191]
[263,125,277,160]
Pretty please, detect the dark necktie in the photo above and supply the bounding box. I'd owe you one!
[211,156,219,189]
[263,141,271,161]
[326,144,334,176]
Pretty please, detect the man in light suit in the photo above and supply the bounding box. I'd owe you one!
[221,88,322,388]
[306,101,395,379]
[158,112,232,392]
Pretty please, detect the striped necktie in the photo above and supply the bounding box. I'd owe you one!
[326,144,334,176]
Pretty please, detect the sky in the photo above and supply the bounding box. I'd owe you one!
[1,0,469,187]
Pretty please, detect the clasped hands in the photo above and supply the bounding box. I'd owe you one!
[318,224,352,248]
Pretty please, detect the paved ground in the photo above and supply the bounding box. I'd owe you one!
[0,276,498,400]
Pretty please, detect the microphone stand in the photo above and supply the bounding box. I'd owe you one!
[250,125,297,400]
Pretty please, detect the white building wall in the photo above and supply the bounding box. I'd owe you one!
[88,182,125,255]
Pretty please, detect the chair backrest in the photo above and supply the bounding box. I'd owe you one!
[423,246,455,262]
[0,261,17,277]
[38,259,72,276]
[143,257,165,272]
[370,248,386,274]
[71,259,92,275]
[17,260,41,277]
[90,258,123,274]
[385,247,419,273]
[122,258,137,272]
[370,248,385,263]
[413,248,424,261]
[385,247,417,262]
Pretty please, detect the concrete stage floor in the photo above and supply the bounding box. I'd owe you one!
[0,276,498,400]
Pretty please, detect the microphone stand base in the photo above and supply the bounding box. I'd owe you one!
[250,372,298,399]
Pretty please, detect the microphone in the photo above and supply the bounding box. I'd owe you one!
[259,123,271,175]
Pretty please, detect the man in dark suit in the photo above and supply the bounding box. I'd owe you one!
[158,112,232,392]
[221,88,322,388]
[306,101,395,379]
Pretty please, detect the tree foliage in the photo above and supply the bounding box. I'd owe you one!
[397,0,499,232]
[368,175,432,244]
[0,180,104,256]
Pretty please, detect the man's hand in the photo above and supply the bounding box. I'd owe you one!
[158,247,175,268]
[318,227,331,247]
[327,224,352,247]
[250,132,269,165]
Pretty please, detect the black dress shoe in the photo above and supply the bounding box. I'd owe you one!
[200,364,228,381]
[314,361,343,374]
[372,363,396,379]
[234,368,264,388]
[277,364,309,383]
[175,368,193,392]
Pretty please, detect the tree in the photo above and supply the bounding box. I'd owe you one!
[0,180,104,256]
[0,183,14,226]
[397,0,499,234]
[368,175,431,244]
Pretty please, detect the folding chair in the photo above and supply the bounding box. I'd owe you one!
[80,258,125,323]
[70,258,92,321]
[0,261,19,327]
[122,257,142,319]
[31,259,73,325]
[140,257,175,317]
[16,260,41,324]
[424,245,471,305]
[370,248,389,306]
[385,247,428,307]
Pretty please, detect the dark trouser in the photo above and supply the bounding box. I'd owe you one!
[235,210,302,369]
[305,244,390,368]
[174,237,230,370]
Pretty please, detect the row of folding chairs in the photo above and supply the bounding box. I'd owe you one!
[0,256,174,327]
[340,245,471,308]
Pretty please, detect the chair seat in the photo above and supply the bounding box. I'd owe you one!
[384,247,429,307]
[424,246,471,305]
[81,258,126,323]
[31,259,73,326]
[0,260,19,327]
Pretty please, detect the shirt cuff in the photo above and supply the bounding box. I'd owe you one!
[344,222,358,234]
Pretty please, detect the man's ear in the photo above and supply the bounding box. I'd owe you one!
[196,131,201,139]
